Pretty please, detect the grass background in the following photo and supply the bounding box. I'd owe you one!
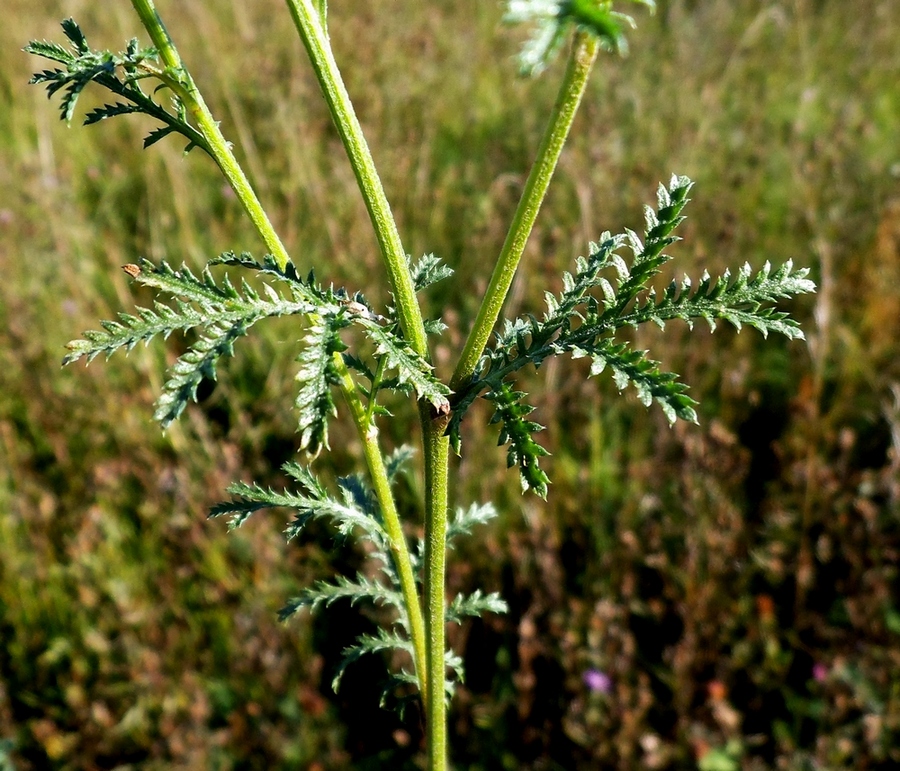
[1,0,899,768]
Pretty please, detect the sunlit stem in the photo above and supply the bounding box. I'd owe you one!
[129,0,292,271]
[283,0,428,357]
[421,406,451,771]
[451,31,599,391]
[337,361,430,704]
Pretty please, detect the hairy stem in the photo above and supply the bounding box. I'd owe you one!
[421,406,451,771]
[284,1,445,749]
[283,0,428,357]
[338,362,429,705]
[451,31,599,390]
[129,0,292,271]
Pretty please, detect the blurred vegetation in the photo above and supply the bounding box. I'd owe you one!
[1,0,899,768]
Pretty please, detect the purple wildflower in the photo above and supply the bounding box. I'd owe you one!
[583,668,612,694]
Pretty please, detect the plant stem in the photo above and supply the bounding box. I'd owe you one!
[284,2,447,751]
[129,0,430,699]
[421,406,451,771]
[338,362,429,705]
[283,0,428,357]
[129,0,292,271]
[451,31,599,391]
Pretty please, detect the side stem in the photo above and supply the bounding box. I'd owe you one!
[451,32,599,390]
[338,363,429,703]
[129,0,292,271]
[283,0,428,357]
[128,0,429,697]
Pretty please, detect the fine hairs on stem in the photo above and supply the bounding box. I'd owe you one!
[27,1,814,768]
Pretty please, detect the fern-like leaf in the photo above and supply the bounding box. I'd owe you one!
[209,462,388,548]
[622,259,815,339]
[294,316,346,456]
[445,502,499,547]
[331,628,414,693]
[153,316,255,427]
[446,590,508,624]
[62,301,204,365]
[83,101,142,125]
[486,382,551,497]
[211,252,447,412]
[27,18,210,154]
[64,259,322,429]
[214,460,507,699]
[278,573,404,621]
[385,445,417,482]
[573,338,698,423]
[505,0,656,76]
[411,253,454,292]
[356,317,450,411]
[209,479,320,531]
[449,175,813,493]
[208,251,345,309]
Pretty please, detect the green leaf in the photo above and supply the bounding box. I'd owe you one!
[357,318,451,411]
[83,101,143,125]
[446,590,508,623]
[209,479,320,531]
[27,18,210,153]
[210,462,388,548]
[64,258,323,430]
[279,573,404,621]
[448,175,812,491]
[445,502,499,546]
[486,381,551,497]
[61,17,90,55]
[622,259,815,339]
[153,315,256,428]
[385,445,416,482]
[574,338,698,424]
[62,301,205,365]
[505,0,655,75]
[411,253,454,292]
[294,316,346,456]
[331,628,413,693]
[424,317,448,336]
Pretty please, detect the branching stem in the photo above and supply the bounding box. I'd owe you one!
[283,2,446,746]
[130,0,430,704]
[451,31,599,391]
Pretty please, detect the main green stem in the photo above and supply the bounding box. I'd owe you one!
[283,1,452,747]
[128,0,430,702]
[451,32,599,391]
[423,36,598,767]
[284,3,450,763]
[283,0,428,357]
[421,406,450,771]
